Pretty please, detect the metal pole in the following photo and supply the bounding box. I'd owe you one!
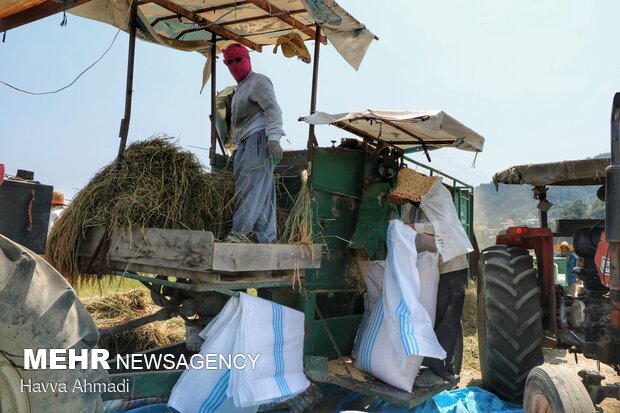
[306,25,321,175]
[116,0,138,166]
[89,0,138,272]
[607,93,620,331]
[209,32,218,167]
[540,210,548,229]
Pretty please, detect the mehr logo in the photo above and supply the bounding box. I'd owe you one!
[24,349,110,370]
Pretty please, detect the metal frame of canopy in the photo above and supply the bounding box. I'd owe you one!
[0,0,93,30]
[328,113,437,162]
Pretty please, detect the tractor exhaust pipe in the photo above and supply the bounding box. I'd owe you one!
[607,93,620,330]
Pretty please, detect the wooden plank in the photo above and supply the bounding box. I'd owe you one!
[152,1,252,27]
[145,0,262,51]
[247,0,327,44]
[109,228,214,272]
[79,227,321,277]
[190,276,297,292]
[212,243,321,272]
[0,0,93,32]
[0,0,46,20]
[77,227,106,257]
[104,260,217,282]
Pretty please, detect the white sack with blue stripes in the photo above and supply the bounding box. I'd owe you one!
[353,220,445,392]
[168,293,309,412]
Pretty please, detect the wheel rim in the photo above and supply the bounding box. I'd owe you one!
[530,392,553,413]
[0,351,30,413]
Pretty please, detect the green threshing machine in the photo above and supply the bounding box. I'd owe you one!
[0,1,484,411]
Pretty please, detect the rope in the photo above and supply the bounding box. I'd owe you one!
[0,29,121,95]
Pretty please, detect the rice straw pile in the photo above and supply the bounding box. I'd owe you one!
[46,136,236,284]
[83,289,184,355]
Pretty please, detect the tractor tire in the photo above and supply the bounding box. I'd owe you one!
[477,245,544,402]
[523,365,596,413]
[0,234,107,413]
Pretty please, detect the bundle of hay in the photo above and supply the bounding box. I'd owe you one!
[46,136,236,284]
[278,170,313,247]
[83,289,184,355]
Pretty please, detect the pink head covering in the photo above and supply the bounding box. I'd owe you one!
[223,44,251,82]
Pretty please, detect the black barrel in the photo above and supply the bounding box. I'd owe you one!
[0,178,53,253]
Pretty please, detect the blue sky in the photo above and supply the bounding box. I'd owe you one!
[1,0,617,200]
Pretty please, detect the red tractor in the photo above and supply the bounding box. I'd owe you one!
[477,94,620,412]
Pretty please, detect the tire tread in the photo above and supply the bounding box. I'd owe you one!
[478,244,544,402]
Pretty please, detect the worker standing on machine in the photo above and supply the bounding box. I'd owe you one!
[222,43,284,243]
[389,168,473,386]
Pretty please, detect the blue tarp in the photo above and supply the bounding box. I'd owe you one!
[363,387,522,413]
[106,386,522,413]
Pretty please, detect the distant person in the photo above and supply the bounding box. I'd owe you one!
[48,191,66,233]
[558,241,578,296]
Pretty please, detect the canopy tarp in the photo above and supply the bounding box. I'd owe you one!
[300,109,485,153]
[493,158,610,188]
[1,1,375,69]
[66,0,375,70]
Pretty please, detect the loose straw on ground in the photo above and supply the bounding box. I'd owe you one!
[83,289,184,355]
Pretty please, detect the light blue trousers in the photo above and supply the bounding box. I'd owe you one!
[232,130,277,243]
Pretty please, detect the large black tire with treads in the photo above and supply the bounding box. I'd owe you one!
[477,245,544,402]
[0,234,107,412]
[523,365,596,413]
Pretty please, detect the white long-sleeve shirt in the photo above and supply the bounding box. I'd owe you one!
[401,203,468,274]
[230,71,285,144]
[48,205,65,233]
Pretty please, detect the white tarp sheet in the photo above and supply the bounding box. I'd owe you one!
[301,109,485,153]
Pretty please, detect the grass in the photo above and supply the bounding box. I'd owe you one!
[75,277,144,298]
